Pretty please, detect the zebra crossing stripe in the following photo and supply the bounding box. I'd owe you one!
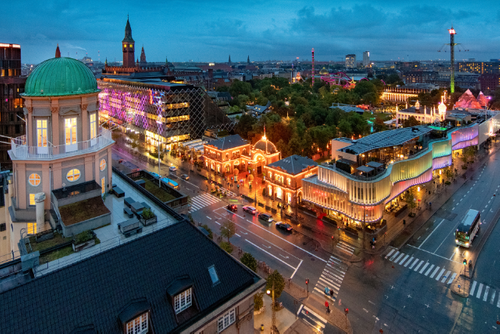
[496,293,500,308]
[483,286,490,302]
[425,264,435,276]
[419,262,429,274]
[447,273,457,284]
[394,253,405,263]
[399,254,410,265]
[436,268,446,281]
[339,241,355,251]
[386,249,396,259]
[413,260,424,272]
[490,290,496,304]
[389,251,400,262]
[470,281,477,295]
[441,270,451,283]
[477,283,484,298]
[408,258,420,270]
[430,266,440,279]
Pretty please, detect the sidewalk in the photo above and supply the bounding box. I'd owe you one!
[254,298,298,334]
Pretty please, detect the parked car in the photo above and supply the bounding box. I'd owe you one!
[242,206,257,215]
[169,166,178,173]
[149,172,161,179]
[180,174,189,180]
[258,213,273,223]
[275,221,293,232]
[227,204,238,212]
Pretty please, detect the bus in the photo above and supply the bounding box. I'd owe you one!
[161,177,179,189]
[455,209,481,248]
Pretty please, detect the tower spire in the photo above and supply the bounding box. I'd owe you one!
[55,44,61,58]
[122,16,135,68]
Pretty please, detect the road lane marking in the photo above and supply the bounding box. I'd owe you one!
[235,233,241,237]
[491,290,496,304]
[471,281,477,295]
[477,283,484,298]
[246,219,253,223]
[303,306,328,325]
[425,264,435,276]
[496,293,500,308]
[215,221,221,225]
[206,216,212,220]
[389,251,400,262]
[404,256,414,267]
[244,239,295,270]
[483,286,490,302]
[290,259,303,279]
[369,300,376,305]
[419,219,445,249]
[394,253,405,263]
[213,211,327,263]
[430,266,440,279]
[399,254,410,265]
[409,258,419,269]
[297,304,303,316]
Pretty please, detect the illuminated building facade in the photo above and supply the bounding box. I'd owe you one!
[0,42,26,169]
[302,118,500,225]
[362,51,370,67]
[264,155,317,207]
[381,84,437,103]
[98,78,234,151]
[396,101,447,125]
[203,133,280,176]
[458,61,500,75]
[345,54,356,69]
[479,74,500,93]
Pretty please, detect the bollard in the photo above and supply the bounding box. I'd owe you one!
[260,324,264,331]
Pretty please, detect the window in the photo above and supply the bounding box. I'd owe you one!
[27,223,36,235]
[28,173,41,186]
[29,193,35,206]
[66,169,81,182]
[208,265,219,285]
[65,117,77,150]
[36,119,48,151]
[100,159,106,171]
[174,288,192,314]
[287,178,291,186]
[101,177,105,194]
[217,309,235,333]
[0,223,6,232]
[126,313,148,334]
[268,185,272,196]
[90,113,97,139]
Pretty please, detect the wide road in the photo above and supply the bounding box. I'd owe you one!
[337,149,500,333]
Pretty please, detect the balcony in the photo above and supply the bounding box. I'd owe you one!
[9,128,114,161]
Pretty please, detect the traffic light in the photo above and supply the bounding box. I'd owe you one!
[305,279,309,285]
[463,259,467,266]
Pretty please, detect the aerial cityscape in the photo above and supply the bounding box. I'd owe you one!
[1,1,500,333]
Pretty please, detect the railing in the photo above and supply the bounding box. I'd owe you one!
[9,128,113,160]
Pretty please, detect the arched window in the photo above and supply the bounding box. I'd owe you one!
[100,159,106,171]
[28,173,41,186]
[66,169,81,182]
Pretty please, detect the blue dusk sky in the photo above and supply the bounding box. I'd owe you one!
[3,0,500,64]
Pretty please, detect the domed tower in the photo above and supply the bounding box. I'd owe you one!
[8,46,114,237]
[122,17,135,68]
[252,127,280,174]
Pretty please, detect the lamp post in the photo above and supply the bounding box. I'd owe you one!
[158,141,161,188]
[266,282,276,334]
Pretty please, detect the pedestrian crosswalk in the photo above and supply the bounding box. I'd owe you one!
[385,248,458,286]
[336,241,355,256]
[189,193,221,213]
[313,255,348,302]
[298,305,327,333]
[468,280,500,307]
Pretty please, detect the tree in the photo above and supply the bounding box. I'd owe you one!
[240,252,258,272]
[220,220,236,243]
[229,80,252,97]
[403,116,420,128]
[338,119,353,138]
[373,115,387,132]
[444,166,454,180]
[403,188,417,213]
[219,241,233,253]
[266,270,286,299]
[464,146,476,163]
[201,224,213,239]
[254,292,264,311]
[234,114,257,139]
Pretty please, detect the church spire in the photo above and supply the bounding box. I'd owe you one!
[140,45,146,64]
[247,55,250,64]
[122,16,135,68]
[228,55,231,64]
[55,44,61,58]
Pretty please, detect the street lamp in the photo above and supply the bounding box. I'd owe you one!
[266,282,276,334]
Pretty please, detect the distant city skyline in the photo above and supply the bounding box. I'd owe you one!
[3,0,500,64]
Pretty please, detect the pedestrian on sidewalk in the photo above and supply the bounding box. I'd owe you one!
[325,301,330,313]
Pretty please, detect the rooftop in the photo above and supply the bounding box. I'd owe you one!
[267,155,317,175]
[205,134,248,150]
[0,219,262,333]
[336,125,433,155]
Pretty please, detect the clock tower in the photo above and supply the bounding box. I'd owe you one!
[122,16,135,68]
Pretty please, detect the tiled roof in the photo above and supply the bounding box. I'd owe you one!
[206,134,248,150]
[267,155,317,175]
[0,222,262,334]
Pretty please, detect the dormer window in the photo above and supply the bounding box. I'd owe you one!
[174,288,192,314]
[126,313,148,334]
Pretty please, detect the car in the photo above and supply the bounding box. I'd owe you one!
[180,174,189,180]
[149,171,161,179]
[242,206,257,215]
[275,221,293,232]
[169,166,177,173]
[258,213,273,223]
[227,204,238,212]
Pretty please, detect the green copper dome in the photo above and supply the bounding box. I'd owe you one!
[24,57,99,97]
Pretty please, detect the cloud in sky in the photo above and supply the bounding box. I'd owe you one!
[2,0,499,63]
